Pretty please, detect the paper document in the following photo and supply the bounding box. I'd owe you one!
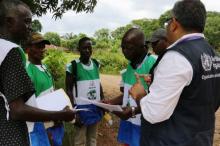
[36,88,73,111]
[75,97,123,112]
[73,108,91,112]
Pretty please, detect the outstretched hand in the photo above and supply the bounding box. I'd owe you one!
[113,107,132,120]
[129,73,147,102]
[62,106,76,122]
[137,74,152,85]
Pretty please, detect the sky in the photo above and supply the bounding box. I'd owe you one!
[35,0,220,36]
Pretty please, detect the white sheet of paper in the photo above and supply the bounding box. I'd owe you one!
[36,88,73,111]
[75,97,123,112]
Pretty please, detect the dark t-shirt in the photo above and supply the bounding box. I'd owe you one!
[0,48,34,146]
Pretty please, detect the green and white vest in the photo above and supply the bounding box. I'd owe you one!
[121,55,156,126]
[66,59,100,105]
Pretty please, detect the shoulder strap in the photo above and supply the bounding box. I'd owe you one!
[71,60,78,97]
[91,58,99,68]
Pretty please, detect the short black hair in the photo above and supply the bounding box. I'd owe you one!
[0,0,29,26]
[78,37,91,48]
[172,0,206,32]
[122,28,145,45]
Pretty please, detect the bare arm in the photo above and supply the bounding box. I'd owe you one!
[100,84,104,100]
[9,97,75,122]
[65,71,75,105]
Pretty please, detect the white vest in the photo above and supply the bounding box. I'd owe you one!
[0,39,36,132]
[0,39,19,120]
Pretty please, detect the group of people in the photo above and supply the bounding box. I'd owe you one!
[0,0,220,146]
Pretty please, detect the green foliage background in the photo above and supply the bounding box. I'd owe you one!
[41,11,220,89]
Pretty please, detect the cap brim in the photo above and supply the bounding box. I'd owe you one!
[149,37,160,43]
[32,39,51,45]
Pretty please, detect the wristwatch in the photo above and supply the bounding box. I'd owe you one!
[131,106,136,118]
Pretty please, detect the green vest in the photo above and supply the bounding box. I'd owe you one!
[121,54,156,125]
[66,59,100,105]
[26,62,54,97]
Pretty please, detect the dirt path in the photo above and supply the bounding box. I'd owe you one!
[97,75,121,146]
[98,74,220,146]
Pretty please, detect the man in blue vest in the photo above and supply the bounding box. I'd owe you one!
[129,0,220,146]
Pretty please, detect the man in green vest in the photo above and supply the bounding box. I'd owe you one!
[0,1,75,145]
[26,32,66,146]
[66,37,104,146]
[103,28,156,146]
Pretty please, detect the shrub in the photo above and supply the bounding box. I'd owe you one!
[44,32,61,46]
[43,49,67,88]
[93,50,128,74]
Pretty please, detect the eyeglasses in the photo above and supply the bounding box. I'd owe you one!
[164,17,173,28]
[164,17,179,29]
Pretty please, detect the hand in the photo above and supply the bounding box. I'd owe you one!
[101,98,112,104]
[129,73,147,102]
[138,74,152,85]
[61,106,75,122]
[53,121,63,126]
[113,107,132,120]
[74,114,84,127]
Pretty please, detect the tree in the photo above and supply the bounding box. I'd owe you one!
[204,12,220,50]
[32,19,42,32]
[158,10,220,50]
[21,0,97,18]
[111,25,132,40]
[158,10,172,27]
[131,18,160,38]
[44,32,61,46]
[61,33,89,51]
[62,32,78,40]
[94,28,111,41]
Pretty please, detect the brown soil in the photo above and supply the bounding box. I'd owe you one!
[98,74,220,146]
[97,75,121,146]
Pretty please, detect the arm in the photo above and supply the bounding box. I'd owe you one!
[102,94,123,105]
[9,97,74,122]
[1,48,75,122]
[139,51,193,124]
[65,71,75,105]
[100,84,104,100]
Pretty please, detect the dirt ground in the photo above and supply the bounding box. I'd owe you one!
[98,74,220,146]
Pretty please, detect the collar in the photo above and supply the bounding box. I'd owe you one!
[130,53,149,69]
[167,33,205,50]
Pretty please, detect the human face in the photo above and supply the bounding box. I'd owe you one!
[121,37,144,62]
[8,5,32,43]
[28,42,46,63]
[164,17,178,44]
[79,40,92,62]
[151,39,168,56]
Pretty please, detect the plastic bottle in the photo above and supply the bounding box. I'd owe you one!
[104,112,113,126]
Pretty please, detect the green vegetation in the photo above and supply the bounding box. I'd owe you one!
[43,49,127,88]
[44,32,61,46]
[21,0,97,18]
[41,10,220,89]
